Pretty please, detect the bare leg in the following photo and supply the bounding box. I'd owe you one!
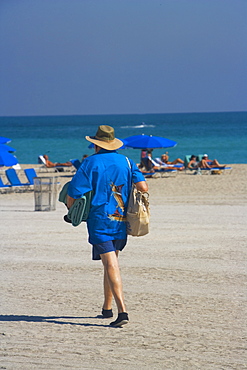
[55,161,72,167]
[169,158,184,164]
[103,266,113,310]
[100,251,126,314]
[211,159,225,168]
[102,250,120,310]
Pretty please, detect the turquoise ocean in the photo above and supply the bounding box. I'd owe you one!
[0,111,246,165]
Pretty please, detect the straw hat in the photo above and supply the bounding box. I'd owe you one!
[85,125,123,150]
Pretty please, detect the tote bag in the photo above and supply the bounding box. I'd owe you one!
[126,185,150,237]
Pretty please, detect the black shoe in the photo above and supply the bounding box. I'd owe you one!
[110,312,129,327]
[101,308,113,318]
[64,215,72,223]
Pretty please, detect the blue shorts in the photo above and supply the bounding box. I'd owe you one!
[92,239,127,261]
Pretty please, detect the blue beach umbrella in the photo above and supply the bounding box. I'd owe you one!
[123,134,177,149]
[0,136,11,144]
[0,152,18,167]
[0,144,16,153]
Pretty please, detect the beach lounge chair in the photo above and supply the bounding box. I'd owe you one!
[38,155,49,172]
[200,167,232,175]
[38,155,65,172]
[5,168,29,188]
[0,176,11,188]
[38,155,78,172]
[184,154,232,175]
[197,154,232,174]
[141,157,178,177]
[195,154,232,174]
[141,171,160,179]
[24,168,38,185]
[38,155,45,164]
[184,155,192,169]
[142,169,177,178]
[156,168,177,177]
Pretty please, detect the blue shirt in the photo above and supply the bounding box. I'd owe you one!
[67,149,145,244]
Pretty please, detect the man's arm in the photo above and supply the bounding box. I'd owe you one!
[135,180,148,192]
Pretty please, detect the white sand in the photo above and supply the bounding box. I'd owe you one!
[1,164,246,369]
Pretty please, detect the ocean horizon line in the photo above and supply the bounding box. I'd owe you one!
[0,110,247,119]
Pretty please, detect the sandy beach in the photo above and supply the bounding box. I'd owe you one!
[1,164,246,369]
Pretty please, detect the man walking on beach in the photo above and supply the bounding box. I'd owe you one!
[66,125,148,327]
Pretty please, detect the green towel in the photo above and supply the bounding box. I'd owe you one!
[58,182,93,227]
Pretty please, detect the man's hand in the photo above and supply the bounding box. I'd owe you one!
[67,195,76,209]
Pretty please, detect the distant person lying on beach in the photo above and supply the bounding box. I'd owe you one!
[141,151,184,171]
[154,154,184,170]
[43,154,72,168]
[156,153,184,165]
[198,154,226,169]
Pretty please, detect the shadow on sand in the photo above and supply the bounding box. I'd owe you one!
[0,314,111,328]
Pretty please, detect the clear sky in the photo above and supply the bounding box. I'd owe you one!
[0,0,246,116]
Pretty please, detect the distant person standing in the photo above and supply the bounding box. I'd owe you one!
[140,149,147,164]
[67,125,148,327]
